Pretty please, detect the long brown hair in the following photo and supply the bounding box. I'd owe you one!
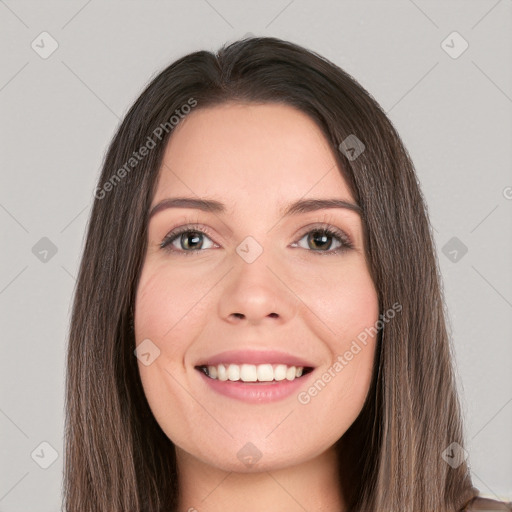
[63,36,480,511]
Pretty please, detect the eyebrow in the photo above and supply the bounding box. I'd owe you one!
[148,197,362,220]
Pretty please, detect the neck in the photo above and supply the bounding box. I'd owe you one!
[176,445,346,512]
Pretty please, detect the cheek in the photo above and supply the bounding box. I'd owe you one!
[133,263,210,440]
[134,260,212,343]
[133,263,205,401]
[293,255,379,341]
[292,257,379,417]
[325,260,379,377]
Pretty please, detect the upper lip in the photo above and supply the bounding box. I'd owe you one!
[195,349,316,368]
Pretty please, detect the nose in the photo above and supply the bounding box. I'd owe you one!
[217,251,297,326]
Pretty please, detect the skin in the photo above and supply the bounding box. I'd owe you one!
[134,102,379,512]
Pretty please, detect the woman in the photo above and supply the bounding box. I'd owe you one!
[63,36,511,511]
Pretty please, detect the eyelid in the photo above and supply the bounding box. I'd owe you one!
[294,221,352,245]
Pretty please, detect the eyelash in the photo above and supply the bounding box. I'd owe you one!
[159,222,354,257]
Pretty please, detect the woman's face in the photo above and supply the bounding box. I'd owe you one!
[134,102,379,472]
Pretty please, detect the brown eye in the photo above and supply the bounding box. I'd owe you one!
[160,227,216,254]
[293,226,353,255]
[306,230,337,251]
[177,232,205,251]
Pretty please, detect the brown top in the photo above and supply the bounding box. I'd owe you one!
[461,496,512,511]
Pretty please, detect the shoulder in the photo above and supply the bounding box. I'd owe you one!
[461,496,512,511]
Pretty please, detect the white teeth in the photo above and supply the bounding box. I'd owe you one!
[274,364,287,381]
[217,364,228,381]
[227,364,240,381]
[240,364,257,382]
[202,363,308,382]
[256,364,274,382]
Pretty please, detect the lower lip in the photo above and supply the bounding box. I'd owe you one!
[196,369,315,404]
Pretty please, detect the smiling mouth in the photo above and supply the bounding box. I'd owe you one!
[195,363,314,383]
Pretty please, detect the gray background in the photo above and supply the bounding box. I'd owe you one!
[1,1,511,510]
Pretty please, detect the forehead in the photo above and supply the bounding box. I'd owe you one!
[152,102,354,210]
